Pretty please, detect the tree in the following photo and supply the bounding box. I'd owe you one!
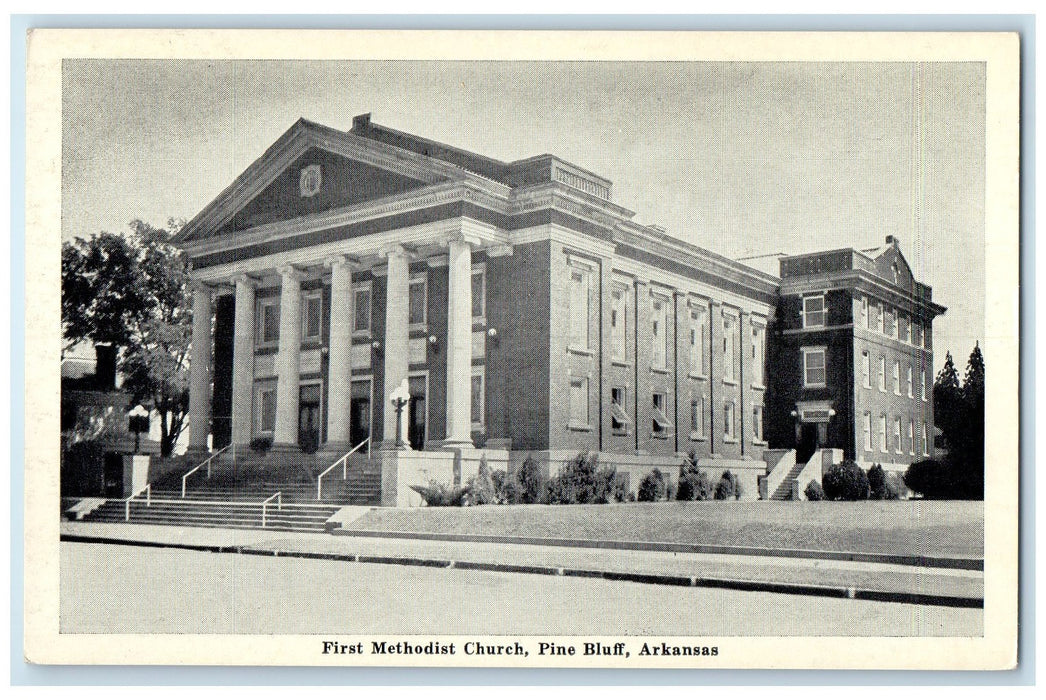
[933,351,965,453]
[958,344,986,498]
[62,219,191,456]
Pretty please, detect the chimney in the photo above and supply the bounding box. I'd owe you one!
[352,113,372,132]
[885,235,899,247]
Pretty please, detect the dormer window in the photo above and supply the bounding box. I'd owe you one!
[802,294,826,328]
[892,262,900,284]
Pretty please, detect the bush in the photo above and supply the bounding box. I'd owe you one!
[714,470,739,500]
[903,459,960,499]
[491,469,521,505]
[546,453,627,505]
[867,464,901,500]
[637,468,668,502]
[517,455,544,504]
[466,457,496,505]
[409,480,470,507]
[676,461,714,501]
[821,460,870,501]
[804,479,825,501]
[249,436,272,454]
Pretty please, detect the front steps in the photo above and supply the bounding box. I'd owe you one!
[769,460,809,500]
[81,497,341,533]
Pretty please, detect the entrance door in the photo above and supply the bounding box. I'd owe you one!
[407,375,427,450]
[298,384,321,454]
[797,423,820,464]
[349,379,372,448]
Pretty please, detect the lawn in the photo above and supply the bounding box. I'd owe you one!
[348,500,983,558]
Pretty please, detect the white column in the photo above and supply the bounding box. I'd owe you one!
[444,236,475,447]
[187,282,213,456]
[230,274,256,448]
[273,266,303,451]
[324,255,354,453]
[381,245,411,450]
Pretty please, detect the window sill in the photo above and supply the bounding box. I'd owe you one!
[651,367,671,375]
[803,383,826,390]
[352,330,373,340]
[751,383,766,391]
[689,432,706,442]
[472,317,487,328]
[752,439,768,446]
[649,432,670,440]
[409,322,429,334]
[611,360,631,369]
[567,345,594,357]
[567,422,592,432]
[722,437,738,444]
[611,429,631,437]
[722,378,738,386]
[689,372,707,381]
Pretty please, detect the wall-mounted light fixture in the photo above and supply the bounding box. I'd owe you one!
[371,340,382,352]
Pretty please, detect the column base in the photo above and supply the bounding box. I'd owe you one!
[184,445,212,465]
[269,442,302,456]
[376,439,413,453]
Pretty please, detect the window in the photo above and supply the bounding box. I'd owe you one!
[803,295,826,328]
[408,274,427,327]
[353,285,372,334]
[860,295,869,328]
[610,387,631,433]
[893,360,901,395]
[907,364,914,398]
[723,402,736,441]
[302,290,322,341]
[471,268,486,320]
[863,412,872,451]
[879,414,888,453]
[878,356,886,391]
[471,368,484,428]
[610,286,628,362]
[652,392,672,437]
[876,303,885,334]
[256,298,280,345]
[885,307,896,338]
[893,417,902,454]
[802,347,826,388]
[752,404,764,443]
[569,376,589,428]
[690,304,708,376]
[922,422,930,456]
[912,321,922,347]
[908,419,915,455]
[923,323,931,350]
[892,262,900,284]
[690,396,705,439]
[255,384,276,434]
[861,351,871,388]
[752,324,766,387]
[923,368,929,402]
[652,295,670,369]
[901,314,911,344]
[569,264,592,350]
[723,313,737,381]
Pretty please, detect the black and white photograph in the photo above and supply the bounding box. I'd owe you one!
[24,29,1019,669]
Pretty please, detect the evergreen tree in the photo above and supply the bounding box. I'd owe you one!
[933,351,965,454]
[958,343,986,498]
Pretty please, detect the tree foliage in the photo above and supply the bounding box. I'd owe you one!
[930,345,986,499]
[62,219,191,456]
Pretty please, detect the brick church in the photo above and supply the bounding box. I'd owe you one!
[171,114,944,504]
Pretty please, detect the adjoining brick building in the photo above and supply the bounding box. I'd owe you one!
[172,114,944,503]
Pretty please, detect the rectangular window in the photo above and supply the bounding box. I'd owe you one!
[471,268,485,320]
[752,324,766,387]
[908,419,915,455]
[255,384,276,434]
[860,295,869,328]
[610,387,631,433]
[912,321,922,348]
[803,295,826,328]
[885,307,896,338]
[923,368,930,402]
[863,412,872,451]
[861,351,871,388]
[878,356,886,391]
[652,295,670,369]
[611,286,627,362]
[723,313,737,381]
[353,286,371,334]
[922,422,930,456]
[690,304,708,376]
[471,369,484,428]
[302,290,322,340]
[876,303,885,334]
[893,360,901,395]
[907,364,914,398]
[802,347,826,388]
[569,265,592,350]
[723,402,736,441]
[880,414,888,453]
[923,323,931,350]
[257,298,280,345]
[902,314,911,344]
[752,404,764,443]
[569,376,589,428]
[690,397,705,439]
[893,417,902,454]
[652,392,672,436]
[408,274,427,326]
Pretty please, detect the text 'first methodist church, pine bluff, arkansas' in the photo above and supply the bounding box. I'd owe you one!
[171,113,945,505]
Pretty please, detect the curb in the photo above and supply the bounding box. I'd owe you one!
[61,533,983,609]
[331,529,984,571]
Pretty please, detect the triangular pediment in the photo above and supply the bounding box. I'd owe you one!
[871,242,915,291]
[175,119,461,245]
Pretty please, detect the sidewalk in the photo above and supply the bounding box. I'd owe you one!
[60,520,983,608]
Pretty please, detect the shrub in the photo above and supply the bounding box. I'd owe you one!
[409,480,470,507]
[249,436,272,454]
[491,469,521,504]
[884,471,908,500]
[804,479,825,501]
[517,455,543,504]
[677,461,714,501]
[714,470,739,500]
[545,453,627,505]
[637,468,667,502]
[821,460,870,501]
[903,459,956,499]
[466,457,496,505]
[867,464,901,500]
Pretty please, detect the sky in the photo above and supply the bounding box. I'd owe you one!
[61,59,985,371]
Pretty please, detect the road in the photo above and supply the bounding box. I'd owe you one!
[60,542,981,636]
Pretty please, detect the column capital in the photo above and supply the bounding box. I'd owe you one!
[324,254,360,270]
[443,231,482,249]
[277,265,307,282]
[189,280,214,295]
[233,273,260,288]
[378,243,413,260]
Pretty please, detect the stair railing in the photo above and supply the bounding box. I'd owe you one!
[315,437,371,500]
[181,444,231,498]
[261,491,282,527]
[123,484,152,522]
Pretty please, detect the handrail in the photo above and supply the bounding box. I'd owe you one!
[123,484,151,521]
[181,444,231,497]
[261,491,282,527]
[315,437,371,500]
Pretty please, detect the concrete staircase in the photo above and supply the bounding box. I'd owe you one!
[769,460,808,500]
